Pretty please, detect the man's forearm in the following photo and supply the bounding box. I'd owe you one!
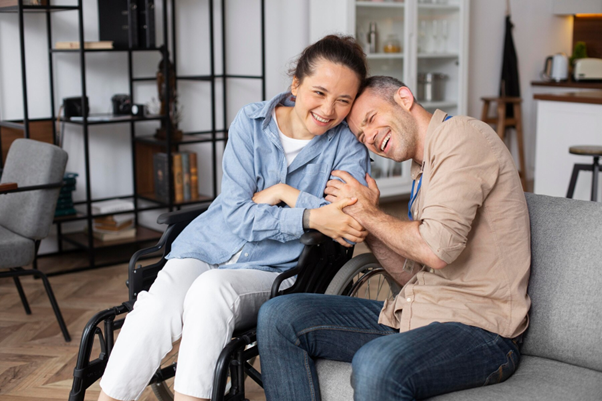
[355,207,447,270]
[365,234,415,286]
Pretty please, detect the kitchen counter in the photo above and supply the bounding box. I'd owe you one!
[531,80,602,90]
[533,90,602,105]
[533,93,602,200]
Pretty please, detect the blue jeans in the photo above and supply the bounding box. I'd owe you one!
[257,294,520,401]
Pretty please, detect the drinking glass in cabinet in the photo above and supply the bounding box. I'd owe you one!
[431,20,439,53]
[383,34,402,53]
[418,20,427,53]
[440,20,448,52]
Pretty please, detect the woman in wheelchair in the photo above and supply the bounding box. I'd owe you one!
[98,34,370,401]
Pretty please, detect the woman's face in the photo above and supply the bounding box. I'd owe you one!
[290,59,360,140]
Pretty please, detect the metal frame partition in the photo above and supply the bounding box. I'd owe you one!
[0,0,266,276]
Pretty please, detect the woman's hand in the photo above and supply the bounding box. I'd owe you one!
[308,198,368,247]
[253,183,300,208]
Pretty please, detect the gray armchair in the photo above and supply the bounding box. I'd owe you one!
[0,138,70,342]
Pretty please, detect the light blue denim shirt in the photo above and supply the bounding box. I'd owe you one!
[167,92,370,272]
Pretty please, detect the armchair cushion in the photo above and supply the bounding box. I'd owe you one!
[0,225,35,268]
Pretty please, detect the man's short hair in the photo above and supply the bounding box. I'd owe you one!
[361,76,413,106]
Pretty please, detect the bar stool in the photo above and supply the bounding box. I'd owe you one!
[480,97,527,190]
[566,145,602,201]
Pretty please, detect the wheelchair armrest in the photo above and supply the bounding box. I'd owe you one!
[300,230,330,245]
[156,202,211,225]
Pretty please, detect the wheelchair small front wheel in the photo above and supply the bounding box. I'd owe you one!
[325,253,401,300]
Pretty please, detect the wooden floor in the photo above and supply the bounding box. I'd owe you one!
[0,200,408,401]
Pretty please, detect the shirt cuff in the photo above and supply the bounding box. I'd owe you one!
[279,207,305,238]
[418,221,466,265]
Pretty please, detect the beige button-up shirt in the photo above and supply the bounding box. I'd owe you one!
[378,110,531,339]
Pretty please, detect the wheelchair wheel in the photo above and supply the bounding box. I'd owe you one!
[325,253,401,300]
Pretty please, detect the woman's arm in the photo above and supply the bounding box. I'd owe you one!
[219,109,306,243]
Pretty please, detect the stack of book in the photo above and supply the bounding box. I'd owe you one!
[90,213,136,242]
[153,152,199,204]
[55,172,78,218]
[87,199,136,241]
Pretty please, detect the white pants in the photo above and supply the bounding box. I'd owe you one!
[99,257,294,400]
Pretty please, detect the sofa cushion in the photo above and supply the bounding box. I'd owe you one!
[523,193,602,371]
[317,356,602,401]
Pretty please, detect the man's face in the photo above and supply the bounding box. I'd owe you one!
[347,89,418,163]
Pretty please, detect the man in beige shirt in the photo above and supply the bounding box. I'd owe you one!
[257,76,531,401]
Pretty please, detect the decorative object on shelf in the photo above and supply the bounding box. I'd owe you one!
[368,22,378,54]
[62,96,89,119]
[383,34,402,53]
[131,104,146,117]
[570,41,588,67]
[417,72,447,101]
[154,54,183,141]
[111,94,132,115]
[54,172,78,217]
[55,41,113,50]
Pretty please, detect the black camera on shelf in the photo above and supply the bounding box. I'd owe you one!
[111,94,131,115]
[63,96,89,119]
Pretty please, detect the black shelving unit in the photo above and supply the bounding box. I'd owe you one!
[0,0,266,276]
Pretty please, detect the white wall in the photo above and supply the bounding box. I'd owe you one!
[468,0,573,180]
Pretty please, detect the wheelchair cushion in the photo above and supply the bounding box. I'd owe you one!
[0,225,35,268]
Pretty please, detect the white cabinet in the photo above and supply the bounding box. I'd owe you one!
[552,0,602,15]
[310,0,469,198]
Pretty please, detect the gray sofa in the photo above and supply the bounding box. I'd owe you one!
[316,193,602,400]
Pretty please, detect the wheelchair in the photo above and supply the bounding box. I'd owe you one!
[68,202,400,401]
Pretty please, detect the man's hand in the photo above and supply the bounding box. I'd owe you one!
[308,197,367,247]
[324,171,380,223]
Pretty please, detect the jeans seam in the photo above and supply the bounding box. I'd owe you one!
[297,325,391,337]
[484,350,514,386]
[303,351,317,401]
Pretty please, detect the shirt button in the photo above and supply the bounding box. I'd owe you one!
[244,253,249,257]
[406,297,412,302]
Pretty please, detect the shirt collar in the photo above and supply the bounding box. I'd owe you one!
[411,109,448,180]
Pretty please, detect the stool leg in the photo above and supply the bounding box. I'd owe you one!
[567,164,582,198]
[481,100,490,122]
[496,101,507,140]
[513,103,527,190]
[592,157,599,202]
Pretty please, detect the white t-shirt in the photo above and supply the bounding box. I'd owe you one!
[273,109,311,166]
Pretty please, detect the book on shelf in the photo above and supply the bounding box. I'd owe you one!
[0,0,47,7]
[189,151,199,200]
[138,0,156,48]
[173,153,184,203]
[181,152,191,201]
[91,199,134,215]
[90,226,137,242]
[98,0,138,48]
[55,41,114,50]
[153,152,170,203]
[93,217,134,231]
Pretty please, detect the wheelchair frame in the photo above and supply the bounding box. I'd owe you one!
[68,203,354,401]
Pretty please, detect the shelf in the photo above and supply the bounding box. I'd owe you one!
[137,192,214,206]
[135,130,228,146]
[0,5,79,13]
[64,114,165,125]
[62,225,163,250]
[356,1,405,8]
[50,47,164,53]
[418,52,458,59]
[417,3,460,11]
[367,53,404,60]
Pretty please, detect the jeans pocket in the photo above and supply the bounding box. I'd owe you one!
[484,349,518,386]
